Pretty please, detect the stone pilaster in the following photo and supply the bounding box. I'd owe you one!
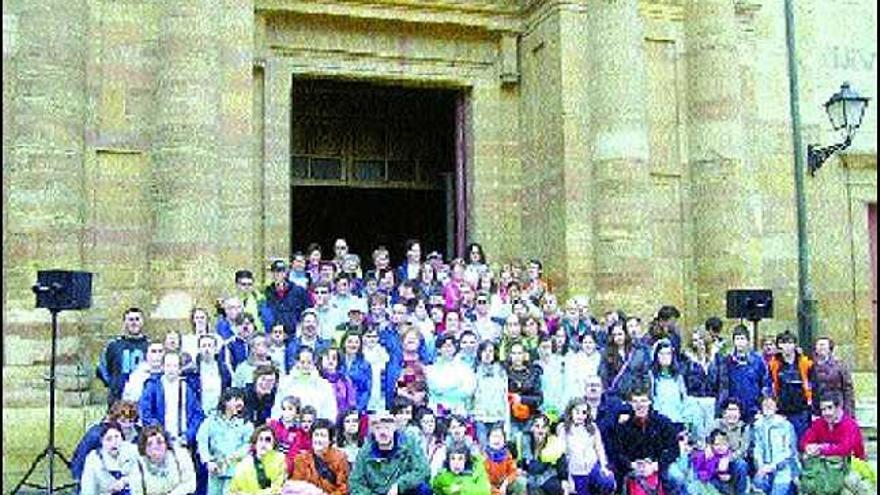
[5,0,88,319]
[588,0,653,316]
[685,0,753,320]
[262,56,292,266]
[150,0,222,320]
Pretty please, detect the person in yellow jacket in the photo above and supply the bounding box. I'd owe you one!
[228,426,288,495]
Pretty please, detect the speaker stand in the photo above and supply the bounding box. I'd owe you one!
[10,309,77,494]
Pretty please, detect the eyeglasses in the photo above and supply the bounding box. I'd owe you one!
[257,435,274,442]
[238,281,254,287]
[315,290,329,295]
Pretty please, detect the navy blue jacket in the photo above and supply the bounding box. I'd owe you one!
[219,335,249,372]
[680,354,719,398]
[261,281,311,335]
[243,382,275,426]
[716,351,771,421]
[138,375,205,446]
[608,410,680,483]
[215,318,235,340]
[96,335,149,404]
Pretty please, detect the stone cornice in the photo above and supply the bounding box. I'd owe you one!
[255,0,524,33]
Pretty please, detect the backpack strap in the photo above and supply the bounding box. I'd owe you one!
[136,458,147,495]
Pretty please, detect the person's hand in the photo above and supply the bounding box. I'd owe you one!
[387,482,399,495]
[757,465,775,477]
[618,414,630,424]
[207,461,220,474]
[718,456,729,471]
[600,465,614,478]
[704,446,714,460]
[719,473,731,482]
[109,478,128,493]
[560,480,572,495]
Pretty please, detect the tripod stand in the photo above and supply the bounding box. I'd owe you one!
[11,308,77,494]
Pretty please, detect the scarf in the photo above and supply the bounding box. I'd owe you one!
[485,446,509,464]
[313,451,338,485]
[253,453,271,489]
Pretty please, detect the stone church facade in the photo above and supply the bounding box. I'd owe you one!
[2,0,877,406]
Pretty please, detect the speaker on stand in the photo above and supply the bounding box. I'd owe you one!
[726,289,774,345]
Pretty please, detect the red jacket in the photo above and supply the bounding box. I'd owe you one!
[799,414,866,460]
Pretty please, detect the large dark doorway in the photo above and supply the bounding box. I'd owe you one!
[292,186,447,266]
[290,78,459,264]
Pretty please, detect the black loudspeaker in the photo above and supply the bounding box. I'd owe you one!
[34,270,93,311]
[726,289,773,321]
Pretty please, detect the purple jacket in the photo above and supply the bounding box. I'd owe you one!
[690,449,732,483]
[323,371,356,420]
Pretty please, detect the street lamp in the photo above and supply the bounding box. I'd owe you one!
[807,82,871,176]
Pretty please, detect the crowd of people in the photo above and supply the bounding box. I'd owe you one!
[71,239,876,495]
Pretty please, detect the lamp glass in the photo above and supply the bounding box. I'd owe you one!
[843,97,868,132]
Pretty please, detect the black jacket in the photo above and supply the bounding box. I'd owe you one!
[608,411,680,479]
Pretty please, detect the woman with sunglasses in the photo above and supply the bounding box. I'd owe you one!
[227,426,287,495]
[129,425,196,495]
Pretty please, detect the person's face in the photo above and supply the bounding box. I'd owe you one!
[507,286,520,300]
[225,300,243,321]
[363,331,379,348]
[394,407,413,428]
[256,373,276,394]
[237,277,255,294]
[469,246,482,263]
[779,339,796,355]
[820,401,840,424]
[509,345,526,367]
[225,397,245,418]
[309,249,322,264]
[734,335,750,352]
[542,296,558,314]
[630,395,651,418]
[402,332,420,352]
[314,286,330,305]
[319,265,335,281]
[414,301,428,319]
[578,302,591,318]
[420,414,436,434]
[449,420,466,441]
[371,420,396,448]
[312,428,331,453]
[444,312,459,330]
[322,350,339,372]
[147,344,166,368]
[252,336,268,357]
[524,318,539,337]
[381,271,395,288]
[343,334,361,355]
[297,351,315,374]
[657,347,673,367]
[440,339,456,359]
[302,314,318,337]
[163,355,181,381]
[691,332,705,350]
[530,419,548,439]
[280,401,299,423]
[270,325,286,344]
[460,335,478,355]
[480,345,496,364]
[761,398,778,416]
[420,265,434,283]
[101,428,123,456]
[581,335,597,355]
[571,404,589,426]
[336,278,350,295]
[814,339,831,359]
[488,429,506,449]
[348,310,365,325]
[273,269,287,283]
[723,404,741,424]
[343,258,359,273]
[344,413,361,435]
[145,433,168,463]
[584,378,603,401]
[124,312,144,335]
[527,262,540,280]
[626,319,642,338]
[553,328,567,350]
[391,304,409,324]
[292,255,306,271]
[712,436,730,455]
[407,243,422,262]
[475,295,489,315]
[375,253,390,270]
[370,302,386,319]
[505,317,521,337]
[430,306,445,323]
[451,264,465,281]
[611,328,626,346]
[334,240,349,258]
[238,319,255,339]
[537,339,553,359]
[301,414,315,432]
[198,338,216,359]
[564,303,579,320]
[254,431,276,457]
[192,310,209,332]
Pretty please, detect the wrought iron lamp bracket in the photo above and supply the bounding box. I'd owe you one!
[807,133,852,176]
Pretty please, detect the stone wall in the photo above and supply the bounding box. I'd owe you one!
[2,0,877,407]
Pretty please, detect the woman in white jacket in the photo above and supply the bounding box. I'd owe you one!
[129,425,196,495]
[80,422,139,495]
[425,334,476,416]
[272,346,337,421]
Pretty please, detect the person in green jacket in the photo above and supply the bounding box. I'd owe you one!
[349,411,431,495]
[432,442,492,495]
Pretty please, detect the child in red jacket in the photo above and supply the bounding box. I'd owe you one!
[483,423,526,495]
[266,395,312,475]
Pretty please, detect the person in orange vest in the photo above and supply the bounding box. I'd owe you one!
[767,330,815,442]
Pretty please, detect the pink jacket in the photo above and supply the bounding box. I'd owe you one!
[799,414,866,460]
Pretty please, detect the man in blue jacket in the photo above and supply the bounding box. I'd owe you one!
[139,351,204,448]
[261,259,310,339]
[716,324,771,422]
[96,307,150,406]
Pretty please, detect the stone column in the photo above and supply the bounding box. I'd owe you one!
[262,56,292,265]
[150,0,222,322]
[588,0,654,316]
[5,0,88,317]
[684,0,753,319]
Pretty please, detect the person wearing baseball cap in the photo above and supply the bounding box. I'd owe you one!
[263,258,310,340]
[349,411,431,495]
